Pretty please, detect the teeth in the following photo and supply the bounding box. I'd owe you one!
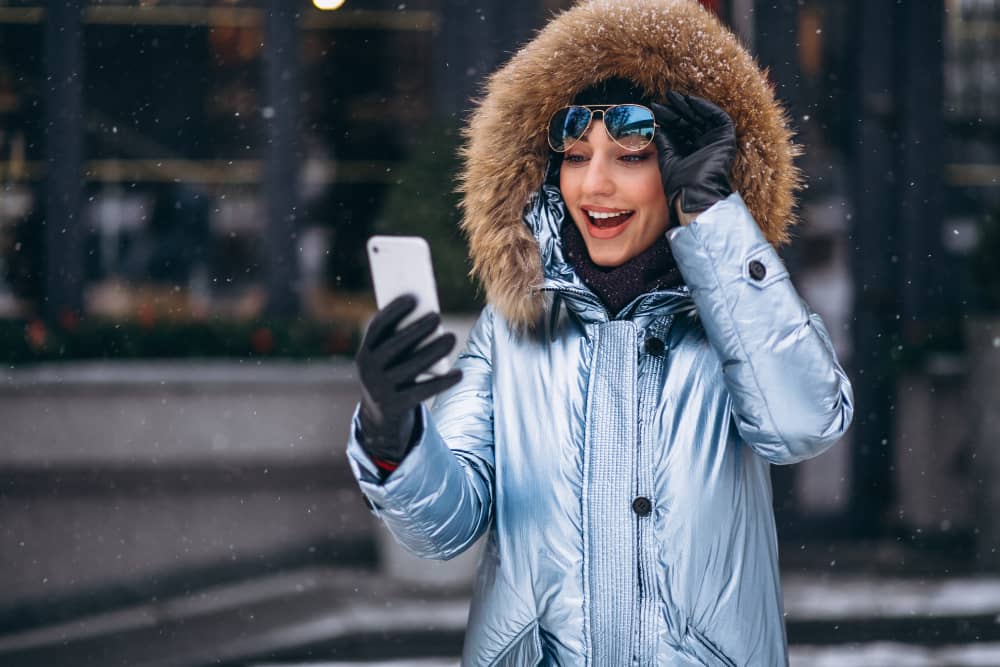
[588,210,633,220]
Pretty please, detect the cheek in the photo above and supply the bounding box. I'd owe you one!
[638,177,669,221]
[558,169,578,202]
[559,172,588,231]
[635,171,667,209]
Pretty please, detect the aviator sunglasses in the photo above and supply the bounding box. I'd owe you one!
[547,103,659,153]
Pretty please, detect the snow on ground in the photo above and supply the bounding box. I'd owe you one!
[782,574,1000,619]
[249,643,1000,667]
[251,661,459,667]
[790,642,1000,666]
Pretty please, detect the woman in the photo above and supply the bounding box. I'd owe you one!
[347,0,853,664]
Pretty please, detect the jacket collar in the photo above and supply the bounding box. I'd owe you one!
[531,186,694,325]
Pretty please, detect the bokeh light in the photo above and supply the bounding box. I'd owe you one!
[312,0,346,10]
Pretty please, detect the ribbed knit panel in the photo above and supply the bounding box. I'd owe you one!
[634,315,675,664]
[584,321,638,666]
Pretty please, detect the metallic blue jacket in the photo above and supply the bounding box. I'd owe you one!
[348,188,854,666]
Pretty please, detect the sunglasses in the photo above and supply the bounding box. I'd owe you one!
[547,104,659,153]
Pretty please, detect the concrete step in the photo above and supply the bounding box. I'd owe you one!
[4,567,1000,667]
[0,361,369,611]
[246,644,1000,667]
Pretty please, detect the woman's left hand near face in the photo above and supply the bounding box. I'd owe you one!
[652,92,737,222]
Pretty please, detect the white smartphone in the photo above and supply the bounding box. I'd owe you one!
[366,235,449,376]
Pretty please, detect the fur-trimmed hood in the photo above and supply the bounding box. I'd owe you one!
[457,0,801,328]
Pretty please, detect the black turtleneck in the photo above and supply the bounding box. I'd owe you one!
[560,218,684,317]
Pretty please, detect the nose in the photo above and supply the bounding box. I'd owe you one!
[581,158,614,198]
[581,137,614,197]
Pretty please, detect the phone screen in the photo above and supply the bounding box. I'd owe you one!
[367,235,449,375]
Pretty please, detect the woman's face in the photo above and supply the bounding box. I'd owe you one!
[559,119,670,267]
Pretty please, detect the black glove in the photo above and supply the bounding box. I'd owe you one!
[356,294,463,464]
[652,92,737,217]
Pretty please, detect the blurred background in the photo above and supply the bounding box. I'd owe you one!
[0,0,998,665]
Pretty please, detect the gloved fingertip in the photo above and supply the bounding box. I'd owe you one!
[376,294,418,326]
[653,105,682,125]
[393,293,419,309]
[417,310,442,327]
[683,92,704,105]
[434,331,457,353]
[689,96,732,125]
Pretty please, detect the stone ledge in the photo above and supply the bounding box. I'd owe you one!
[0,360,361,465]
[0,360,357,396]
[0,460,357,497]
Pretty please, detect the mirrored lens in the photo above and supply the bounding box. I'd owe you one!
[548,106,593,152]
[604,104,656,150]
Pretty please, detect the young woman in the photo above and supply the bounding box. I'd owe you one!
[347,1,854,664]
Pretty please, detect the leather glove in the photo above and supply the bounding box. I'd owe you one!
[652,91,737,218]
[356,294,462,464]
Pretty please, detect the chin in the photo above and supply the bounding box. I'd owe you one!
[586,245,631,268]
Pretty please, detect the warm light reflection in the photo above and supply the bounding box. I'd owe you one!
[312,0,346,9]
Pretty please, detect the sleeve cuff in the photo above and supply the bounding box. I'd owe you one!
[667,192,789,294]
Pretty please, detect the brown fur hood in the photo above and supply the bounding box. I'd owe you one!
[457,0,801,328]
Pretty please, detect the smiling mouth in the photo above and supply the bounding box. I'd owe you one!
[586,209,635,229]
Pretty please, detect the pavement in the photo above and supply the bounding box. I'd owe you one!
[2,556,1000,667]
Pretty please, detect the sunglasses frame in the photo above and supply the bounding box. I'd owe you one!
[547,103,659,153]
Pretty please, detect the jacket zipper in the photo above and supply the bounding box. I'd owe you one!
[540,286,607,312]
[634,314,675,662]
[540,285,692,322]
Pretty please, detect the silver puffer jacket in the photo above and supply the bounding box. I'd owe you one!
[347,187,854,666]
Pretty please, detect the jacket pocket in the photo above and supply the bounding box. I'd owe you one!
[487,620,542,667]
[686,625,737,667]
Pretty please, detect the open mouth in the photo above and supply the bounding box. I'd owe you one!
[586,209,635,229]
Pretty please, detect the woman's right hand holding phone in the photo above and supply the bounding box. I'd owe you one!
[356,294,463,467]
